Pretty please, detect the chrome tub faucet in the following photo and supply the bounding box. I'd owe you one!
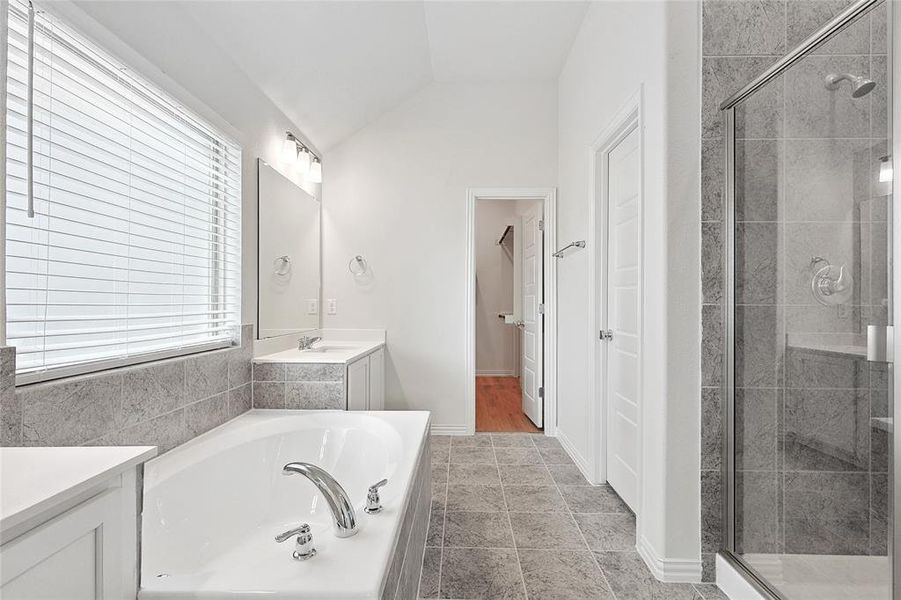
[282,462,358,538]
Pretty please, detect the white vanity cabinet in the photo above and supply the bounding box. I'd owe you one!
[346,347,385,411]
[0,447,155,600]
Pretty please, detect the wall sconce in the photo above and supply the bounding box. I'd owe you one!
[281,131,320,180]
[879,155,893,183]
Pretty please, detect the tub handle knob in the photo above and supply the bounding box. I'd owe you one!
[365,479,388,514]
[275,523,317,561]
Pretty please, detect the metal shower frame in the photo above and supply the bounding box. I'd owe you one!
[718,0,895,597]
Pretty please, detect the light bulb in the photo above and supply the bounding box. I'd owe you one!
[309,157,322,183]
[879,155,893,183]
[297,147,311,175]
[281,133,297,163]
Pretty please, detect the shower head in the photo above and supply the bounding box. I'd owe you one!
[824,72,876,98]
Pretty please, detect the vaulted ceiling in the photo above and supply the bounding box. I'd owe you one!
[76,1,588,150]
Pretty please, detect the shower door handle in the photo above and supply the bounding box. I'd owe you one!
[867,325,894,363]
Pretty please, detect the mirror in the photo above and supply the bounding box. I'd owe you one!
[257,159,320,339]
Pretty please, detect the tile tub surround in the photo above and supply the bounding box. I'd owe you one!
[701,0,888,580]
[252,360,346,409]
[420,433,725,600]
[382,436,431,600]
[0,324,254,453]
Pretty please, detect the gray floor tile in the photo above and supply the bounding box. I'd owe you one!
[494,447,542,465]
[444,511,514,548]
[432,445,450,464]
[440,547,526,599]
[449,463,501,485]
[575,513,636,551]
[490,433,536,447]
[538,446,576,465]
[451,434,493,448]
[450,446,496,465]
[531,435,563,449]
[431,435,452,448]
[419,547,441,598]
[593,551,698,600]
[427,501,445,547]
[519,549,614,600]
[502,485,567,513]
[433,463,449,486]
[559,484,630,513]
[547,464,590,486]
[432,484,448,509]
[499,464,554,486]
[509,512,587,549]
[446,485,506,512]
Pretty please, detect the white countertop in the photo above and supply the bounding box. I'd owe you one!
[254,340,384,364]
[1,446,156,534]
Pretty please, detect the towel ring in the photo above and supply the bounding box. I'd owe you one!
[348,255,368,276]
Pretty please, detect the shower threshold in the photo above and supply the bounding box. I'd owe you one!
[741,553,890,600]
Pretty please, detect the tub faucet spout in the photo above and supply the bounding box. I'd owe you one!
[282,462,358,538]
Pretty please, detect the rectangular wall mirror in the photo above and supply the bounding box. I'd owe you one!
[257,159,321,339]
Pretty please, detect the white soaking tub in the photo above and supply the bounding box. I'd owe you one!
[139,410,431,600]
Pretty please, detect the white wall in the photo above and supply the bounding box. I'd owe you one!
[322,82,557,427]
[61,1,322,335]
[556,0,702,578]
[475,201,517,376]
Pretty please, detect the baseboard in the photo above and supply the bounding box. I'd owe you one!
[636,535,703,583]
[555,428,596,484]
[475,371,516,377]
[430,424,474,436]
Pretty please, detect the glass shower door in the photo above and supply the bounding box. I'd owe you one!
[725,2,893,598]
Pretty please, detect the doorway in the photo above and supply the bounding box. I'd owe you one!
[590,94,643,512]
[465,188,557,435]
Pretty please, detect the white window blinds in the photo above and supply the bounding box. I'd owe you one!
[4,0,242,383]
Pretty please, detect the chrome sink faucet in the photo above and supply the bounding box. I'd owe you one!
[282,462,358,538]
[297,336,321,350]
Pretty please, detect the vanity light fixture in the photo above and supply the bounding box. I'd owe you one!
[297,146,311,175]
[282,132,298,163]
[282,131,320,180]
[879,155,893,183]
[309,157,322,183]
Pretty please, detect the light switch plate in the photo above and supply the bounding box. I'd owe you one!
[327,299,337,315]
[307,299,318,315]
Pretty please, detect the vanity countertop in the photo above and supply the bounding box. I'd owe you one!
[254,340,384,364]
[0,446,156,534]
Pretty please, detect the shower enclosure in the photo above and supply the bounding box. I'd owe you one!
[720,0,895,598]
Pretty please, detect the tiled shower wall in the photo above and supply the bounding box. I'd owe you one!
[0,324,253,453]
[701,0,888,581]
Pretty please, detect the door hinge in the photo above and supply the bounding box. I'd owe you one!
[538,386,544,399]
[538,303,545,314]
[538,219,545,231]
[600,329,614,341]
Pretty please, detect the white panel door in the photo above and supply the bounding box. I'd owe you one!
[604,125,641,512]
[521,204,544,428]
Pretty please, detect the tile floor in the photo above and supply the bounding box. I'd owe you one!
[420,433,727,600]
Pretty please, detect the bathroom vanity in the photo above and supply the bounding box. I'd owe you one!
[253,334,386,411]
[0,446,156,598]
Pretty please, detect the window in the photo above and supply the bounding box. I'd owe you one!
[4,0,242,383]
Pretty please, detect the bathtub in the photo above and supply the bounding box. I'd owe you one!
[138,409,432,600]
